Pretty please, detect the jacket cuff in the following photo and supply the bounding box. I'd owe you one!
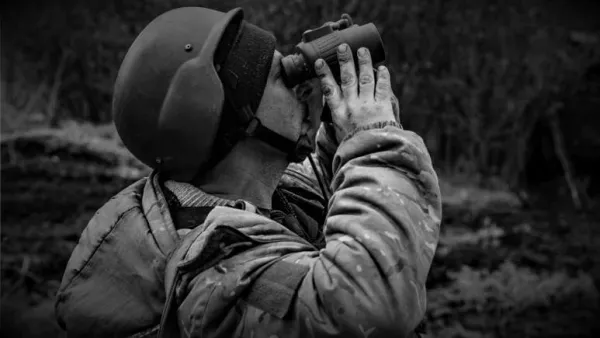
[341,120,403,144]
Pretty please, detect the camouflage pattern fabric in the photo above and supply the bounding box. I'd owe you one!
[54,116,441,338]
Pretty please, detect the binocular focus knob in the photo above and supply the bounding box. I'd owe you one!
[302,14,354,42]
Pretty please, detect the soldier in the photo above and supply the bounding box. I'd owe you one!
[55,6,441,338]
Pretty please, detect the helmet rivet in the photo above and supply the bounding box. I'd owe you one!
[184,43,193,52]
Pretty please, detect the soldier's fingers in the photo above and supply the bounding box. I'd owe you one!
[337,43,357,100]
[374,65,392,102]
[357,47,375,100]
[315,59,343,111]
[391,93,401,122]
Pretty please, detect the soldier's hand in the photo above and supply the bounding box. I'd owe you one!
[314,43,396,143]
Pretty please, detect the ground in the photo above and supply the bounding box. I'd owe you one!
[1,121,599,337]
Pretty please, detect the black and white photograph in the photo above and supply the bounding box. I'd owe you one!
[1,0,600,337]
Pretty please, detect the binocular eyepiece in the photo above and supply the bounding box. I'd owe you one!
[280,14,386,91]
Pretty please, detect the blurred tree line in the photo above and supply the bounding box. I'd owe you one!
[2,0,600,196]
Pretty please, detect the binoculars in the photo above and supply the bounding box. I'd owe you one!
[280,14,386,122]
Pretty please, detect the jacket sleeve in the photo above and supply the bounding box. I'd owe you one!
[173,120,441,337]
[286,121,441,337]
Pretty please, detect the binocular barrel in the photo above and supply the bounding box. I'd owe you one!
[281,23,386,89]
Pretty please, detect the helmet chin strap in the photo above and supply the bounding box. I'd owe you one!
[242,105,331,213]
[243,107,313,164]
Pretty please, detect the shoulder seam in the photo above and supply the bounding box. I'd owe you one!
[58,206,140,294]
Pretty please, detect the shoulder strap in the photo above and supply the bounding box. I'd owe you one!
[172,206,215,229]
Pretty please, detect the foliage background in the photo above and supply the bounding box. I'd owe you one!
[1,0,600,337]
[3,0,600,190]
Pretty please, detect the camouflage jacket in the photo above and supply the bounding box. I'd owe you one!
[55,120,441,338]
